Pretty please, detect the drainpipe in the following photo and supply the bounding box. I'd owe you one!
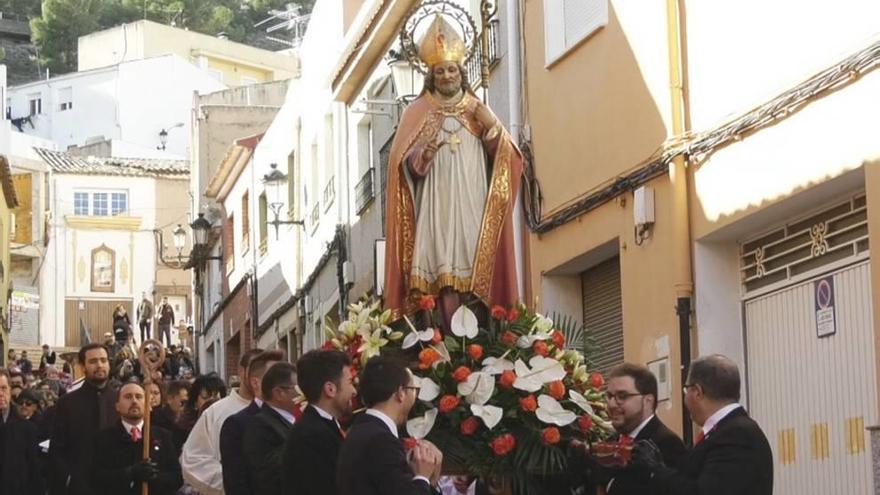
[507,0,526,302]
[666,0,694,445]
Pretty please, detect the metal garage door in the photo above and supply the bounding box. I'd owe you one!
[582,256,623,376]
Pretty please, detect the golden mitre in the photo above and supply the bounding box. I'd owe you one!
[418,15,467,67]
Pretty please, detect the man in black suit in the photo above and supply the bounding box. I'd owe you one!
[243,361,299,495]
[221,349,284,495]
[282,349,357,494]
[336,356,443,495]
[92,381,182,495]
[632,354,773,495]
[49,343,120,495]
[0,369,44,494]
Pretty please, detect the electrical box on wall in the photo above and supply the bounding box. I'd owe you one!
[634,186,655,227]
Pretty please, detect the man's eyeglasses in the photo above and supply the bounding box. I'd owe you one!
[404,386,421,393]
[604,391,645,403]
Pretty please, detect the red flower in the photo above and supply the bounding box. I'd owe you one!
[452,366,472,383]
[467,344,484,361]
[541,426,561,445]
[501,331,518,346]
[418,295,436,311]
[506,308,520,322]
[499,370,516,389]
[533,341,549,357]
[460,416,480,436]
[402,437,418,451]
[490,305,507,320]
[589,372,605,390]
[321,340,336,350]
[519,395,537,412]
[548,380,566,400]
[490,433,517,456]
[431,328,442,345]
[551,330,566,349]
[439,395,461,413]
[419,348,441,370]
[577,415,593,432]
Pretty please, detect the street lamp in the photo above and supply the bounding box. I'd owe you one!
[388,58,424,104]
[158,129,169,151]
[154,213,220,269]
[262,163,304,239]
[172,224,186,251]
[191,213,212,248]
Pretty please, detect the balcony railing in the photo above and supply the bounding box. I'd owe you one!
[310,202,320,234]
[467,19,500,90]
[323,176,336,212]
[355,168,375,214]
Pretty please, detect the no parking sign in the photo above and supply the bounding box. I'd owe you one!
[814,276,836,338]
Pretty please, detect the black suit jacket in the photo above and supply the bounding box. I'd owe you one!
[606,415,686,495]
[243,404,295,495]
[0,409,44,495]
[221,400,261,495]
[92,422,182,495]
[48,381,120,495]
[336,413,432,495]
[282,405,344,495]
[652,407,773,495]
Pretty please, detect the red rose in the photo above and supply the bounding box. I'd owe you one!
[533,341,549,357]
[519,395,537,412]
[589,372,605,389]
[467,344,484,361]
[541,426,561,445]
[321,341,336,350]
[452,366,472,383]
[419,348,441,370]
[490,433,516,456]
[577,415,593,432]
[460,416,480,436]
[402,437,418,451]
[499,370,516,389]
[431,328,442,345]
[551,330,566,348]
[439,395,461,413]
[490,305,507,320]
[501,331,518,346]
[419,295,436,311]
[548,380,566,400]
[506,308,520,322]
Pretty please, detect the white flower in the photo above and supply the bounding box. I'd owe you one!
[451,306,479,339]
[357,329,388,360]
[470,404,503,429]
[431,342,452,369]
[481,357,515,375]
[513,356,566,392]
[568,389,594,415]
[516,332,552,349]
[418,377,441,402]
[406,408,438,439]
[402,327,435,350]
[457,372,494,405]
[532,314,554,333]
[535,394,576,426]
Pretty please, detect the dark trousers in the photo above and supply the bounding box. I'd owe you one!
[139,320,151,342]
[158,324,172,346]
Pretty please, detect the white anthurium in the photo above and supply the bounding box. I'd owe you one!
[568,390,595,415]
[535,394,577,426]
[513,356,567,392]
[450,305,479,339]
[457,372,495,405]
[481,357,515,375]
[402,327,435,349]
[516,332,552,349]
[470,404,503,430]
[531,314,554,333]
[431,342,452,369]
[406,408,438,439]
[418,377,441,402]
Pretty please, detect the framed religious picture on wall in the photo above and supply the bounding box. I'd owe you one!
[91,244,115,292]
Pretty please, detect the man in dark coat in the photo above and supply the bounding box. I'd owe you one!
[282,349,356,495]
[93,381,182,495]
[221,350,283,495]
[48,343,119,495]
[336,356,442,495]
[243,362,298,495]
[0,369,44,495]
[632,354,773,495]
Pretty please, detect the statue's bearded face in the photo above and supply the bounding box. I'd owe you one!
[432,61,463,97]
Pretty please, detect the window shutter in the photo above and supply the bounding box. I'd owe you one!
[544,0,608,65]
[582,256,623,375]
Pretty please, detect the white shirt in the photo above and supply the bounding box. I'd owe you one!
[180,389,250,495]
[365,409,432,487]
[626,414,655,439]
[702,403,743,437]
[270,405,296,425]
[312,404,342,431]
[122,420,145,437]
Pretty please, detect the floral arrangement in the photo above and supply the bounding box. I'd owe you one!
[323,297,615,483]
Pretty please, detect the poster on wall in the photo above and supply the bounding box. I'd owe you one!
[8,287,39,346]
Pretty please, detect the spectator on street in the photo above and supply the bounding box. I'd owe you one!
[0,369,44,494]
[40,344,58,373]
[156,297,175,347]
[113,305,133,344]
[152,380,189,453]
[176,373,227,445]
[18,350,33,374]
[137,293,155,344]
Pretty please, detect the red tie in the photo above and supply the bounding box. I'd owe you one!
[131,426,142,443]
[694,430,706,445]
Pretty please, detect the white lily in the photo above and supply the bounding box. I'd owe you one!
[450,305,479,339]
[406,408,438,439]
[418,377,441,402]
[481,356,515,375]
[470,404,503,429]
[535,394,576,426]
[457,372,494,405]
[513,356,566,392]
[568,390,595,415]
[357,329,388,361]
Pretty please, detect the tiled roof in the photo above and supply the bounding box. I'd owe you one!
[34,148,189,177]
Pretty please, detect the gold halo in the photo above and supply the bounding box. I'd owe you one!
[399,0,478,74]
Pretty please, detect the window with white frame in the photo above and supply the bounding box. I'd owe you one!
[58,86,73,111]
[28,93,42,116]
[73,190,129,216]
[111,192,127,215]
[543,0,608,66]
[74,192,89,215]
[93,193,108,216]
